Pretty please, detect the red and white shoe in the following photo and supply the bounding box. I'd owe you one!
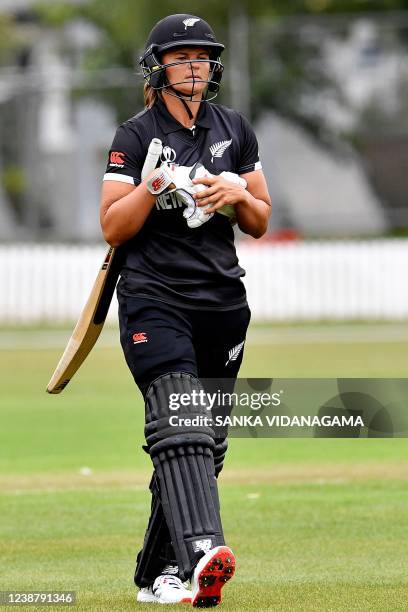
[191,546,235,608]
[137,574,191,605]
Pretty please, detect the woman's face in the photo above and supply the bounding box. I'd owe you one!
[161,47,211,97]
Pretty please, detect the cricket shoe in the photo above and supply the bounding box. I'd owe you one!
[137,574,192,605]
[191,546,235,608]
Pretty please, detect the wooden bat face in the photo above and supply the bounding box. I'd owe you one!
[46,246,122,394]
[47,138,162,394]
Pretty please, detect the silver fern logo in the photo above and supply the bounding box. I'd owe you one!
[183,18,200,30]
[225,341,245,366]
[209,139,232,163]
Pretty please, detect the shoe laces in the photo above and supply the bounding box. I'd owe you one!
[153,574,185,592]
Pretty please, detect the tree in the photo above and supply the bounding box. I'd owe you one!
[0,13,19,65]
[34,0,408,135]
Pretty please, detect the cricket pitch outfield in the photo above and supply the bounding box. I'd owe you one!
[0,323,407,611]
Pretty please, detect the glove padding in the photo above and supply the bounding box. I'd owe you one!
[145,163,200,215]
[216,172,247,224]
[147,162,247,229]
[182,164,247,229]
[148,162,196,194]
[182,164,215,229]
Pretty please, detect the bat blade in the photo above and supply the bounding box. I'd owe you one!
[46,246,121,393]
[46,137,163,394]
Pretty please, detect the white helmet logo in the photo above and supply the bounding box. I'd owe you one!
[161,146,177,163]
[183,18,200,30]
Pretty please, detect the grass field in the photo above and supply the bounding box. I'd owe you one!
[1,323,408,611]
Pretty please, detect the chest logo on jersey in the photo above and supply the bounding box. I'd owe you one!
[156,192,184,210]
[161,146,177,163]
[209,139,232,163]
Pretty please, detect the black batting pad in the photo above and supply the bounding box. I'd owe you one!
[134,473,174,587]
[145,372,225,580]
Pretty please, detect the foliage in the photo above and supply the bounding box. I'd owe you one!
[33,0,408,140]
[0,14,20,65]
[34,0,408,71]
[252,21,347,143]
[1,165,27,220]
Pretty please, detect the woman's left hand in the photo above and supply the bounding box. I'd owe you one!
[192,175,248,214]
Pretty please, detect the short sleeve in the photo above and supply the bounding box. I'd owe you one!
[103,123,146,186]
[237,113,262,174]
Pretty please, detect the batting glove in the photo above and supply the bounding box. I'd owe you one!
[216,172,247,224]
[146,163,195,196]
[183,164,215,228]
[183,165,247,229]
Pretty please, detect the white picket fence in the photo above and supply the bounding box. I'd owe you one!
[0,240,407,323]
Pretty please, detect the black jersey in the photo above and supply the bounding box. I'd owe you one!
[103,99,262,310]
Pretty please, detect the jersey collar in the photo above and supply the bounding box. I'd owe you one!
[155,98,212,134]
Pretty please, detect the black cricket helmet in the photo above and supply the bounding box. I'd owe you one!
[139,14,225,100]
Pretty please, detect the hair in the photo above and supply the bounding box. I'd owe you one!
[143,83,161,108]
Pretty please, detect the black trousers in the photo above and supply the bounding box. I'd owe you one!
[118,295,250,581]
[118,295,251,397]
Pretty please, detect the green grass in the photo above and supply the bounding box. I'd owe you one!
[0,324,407,610]
[1,481,407,611]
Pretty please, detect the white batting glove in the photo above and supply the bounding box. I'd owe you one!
[220,171,247,188]
[216,172,247,223]
[171,164,195,192]
[146,164,175,195]
[183,164,215,228]
[183,165,247,228]
[146,163,195,196]
[147,163,210,222]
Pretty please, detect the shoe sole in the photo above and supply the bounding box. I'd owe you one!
[137,593,191,605]
[191,546,235,608]
[137,591,157,603]
[137,590,191,605]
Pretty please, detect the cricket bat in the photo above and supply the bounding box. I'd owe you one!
[46,137,163,394]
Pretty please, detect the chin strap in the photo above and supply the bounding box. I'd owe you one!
[180,96,194,120]
[168,85,194,120]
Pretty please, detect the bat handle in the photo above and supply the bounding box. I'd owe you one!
[141,138,163,180]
